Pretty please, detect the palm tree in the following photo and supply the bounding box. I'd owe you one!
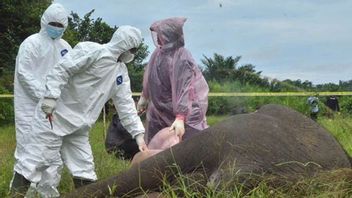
[201,53,241,82]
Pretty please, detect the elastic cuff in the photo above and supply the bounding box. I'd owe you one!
[133,132,145,139]
[176,114,185,121]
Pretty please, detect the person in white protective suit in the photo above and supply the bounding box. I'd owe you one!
[11,3,71,197]
[307,95,319,121]
[15,25,148,197]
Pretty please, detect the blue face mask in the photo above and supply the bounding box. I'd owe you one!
[46,25,64,39]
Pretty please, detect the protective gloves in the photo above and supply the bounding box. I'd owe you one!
[41,98,57,116]
[135,133,148,152]
[137,96,148,114]
[169,115,185,141]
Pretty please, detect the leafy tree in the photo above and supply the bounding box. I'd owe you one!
[234,64,269,87]
[201,53,240,82]
[126,43,149,92]
[0,5,149,93]
[201,53,269,87]
[63,9,117,46]
[316,83,340,92]
[64,10,149,92]
[0,0,51,92]
[338,80,352,91]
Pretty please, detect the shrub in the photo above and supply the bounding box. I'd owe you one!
[340,96,352,114]
[0,98,14,126]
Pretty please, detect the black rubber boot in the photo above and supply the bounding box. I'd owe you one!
[73,177,95,189]
[10,172,31,198]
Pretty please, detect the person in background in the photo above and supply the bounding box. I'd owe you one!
[11,3,71,197]
[13,25,147,197]
[326,95,340,112]
[307,95,319,121]
[137,17,209,143]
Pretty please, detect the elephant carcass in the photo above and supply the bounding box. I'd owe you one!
[65,104,351,197]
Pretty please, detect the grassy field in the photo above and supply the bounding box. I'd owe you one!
[0,114,351,197]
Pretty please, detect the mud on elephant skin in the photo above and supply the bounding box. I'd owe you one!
[65,104,351,197]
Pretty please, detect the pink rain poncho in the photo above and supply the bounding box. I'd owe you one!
[142,17,209,142]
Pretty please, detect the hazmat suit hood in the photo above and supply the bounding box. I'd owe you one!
[150,17,186,50]
[105,25,142,59]
[39,3,69,39]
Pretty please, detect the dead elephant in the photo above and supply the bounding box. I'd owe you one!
[65,104,351,197]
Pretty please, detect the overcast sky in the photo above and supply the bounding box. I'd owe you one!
[54,0,352,84]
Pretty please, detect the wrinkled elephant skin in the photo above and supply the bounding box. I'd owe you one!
[65,104,351,197]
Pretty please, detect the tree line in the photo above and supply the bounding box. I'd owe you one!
[1,0,351,94]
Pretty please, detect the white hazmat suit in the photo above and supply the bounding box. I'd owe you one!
[12,3,71,197]
[16,25,145,197]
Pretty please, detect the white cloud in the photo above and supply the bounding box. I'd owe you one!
[54,0,352,84]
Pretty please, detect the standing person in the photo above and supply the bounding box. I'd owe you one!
[11,3,71,197]
[307,95,319,121]
[13,25,147,197]
[326,95,340,112]
[137,17,209,143]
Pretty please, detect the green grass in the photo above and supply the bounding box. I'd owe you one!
[206,115,228,126]
[1,115,351,197]
[0,125,15,197]
[319,114,352,156]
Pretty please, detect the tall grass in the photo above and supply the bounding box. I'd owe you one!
[0,126,15,197]
[0,114,351,197]
[319,115,352,155]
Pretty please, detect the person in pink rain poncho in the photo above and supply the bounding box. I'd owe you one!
[137,17,209,143]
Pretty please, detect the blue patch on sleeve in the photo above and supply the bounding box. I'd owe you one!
[116,75,123,85]
[60,49,68,57]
